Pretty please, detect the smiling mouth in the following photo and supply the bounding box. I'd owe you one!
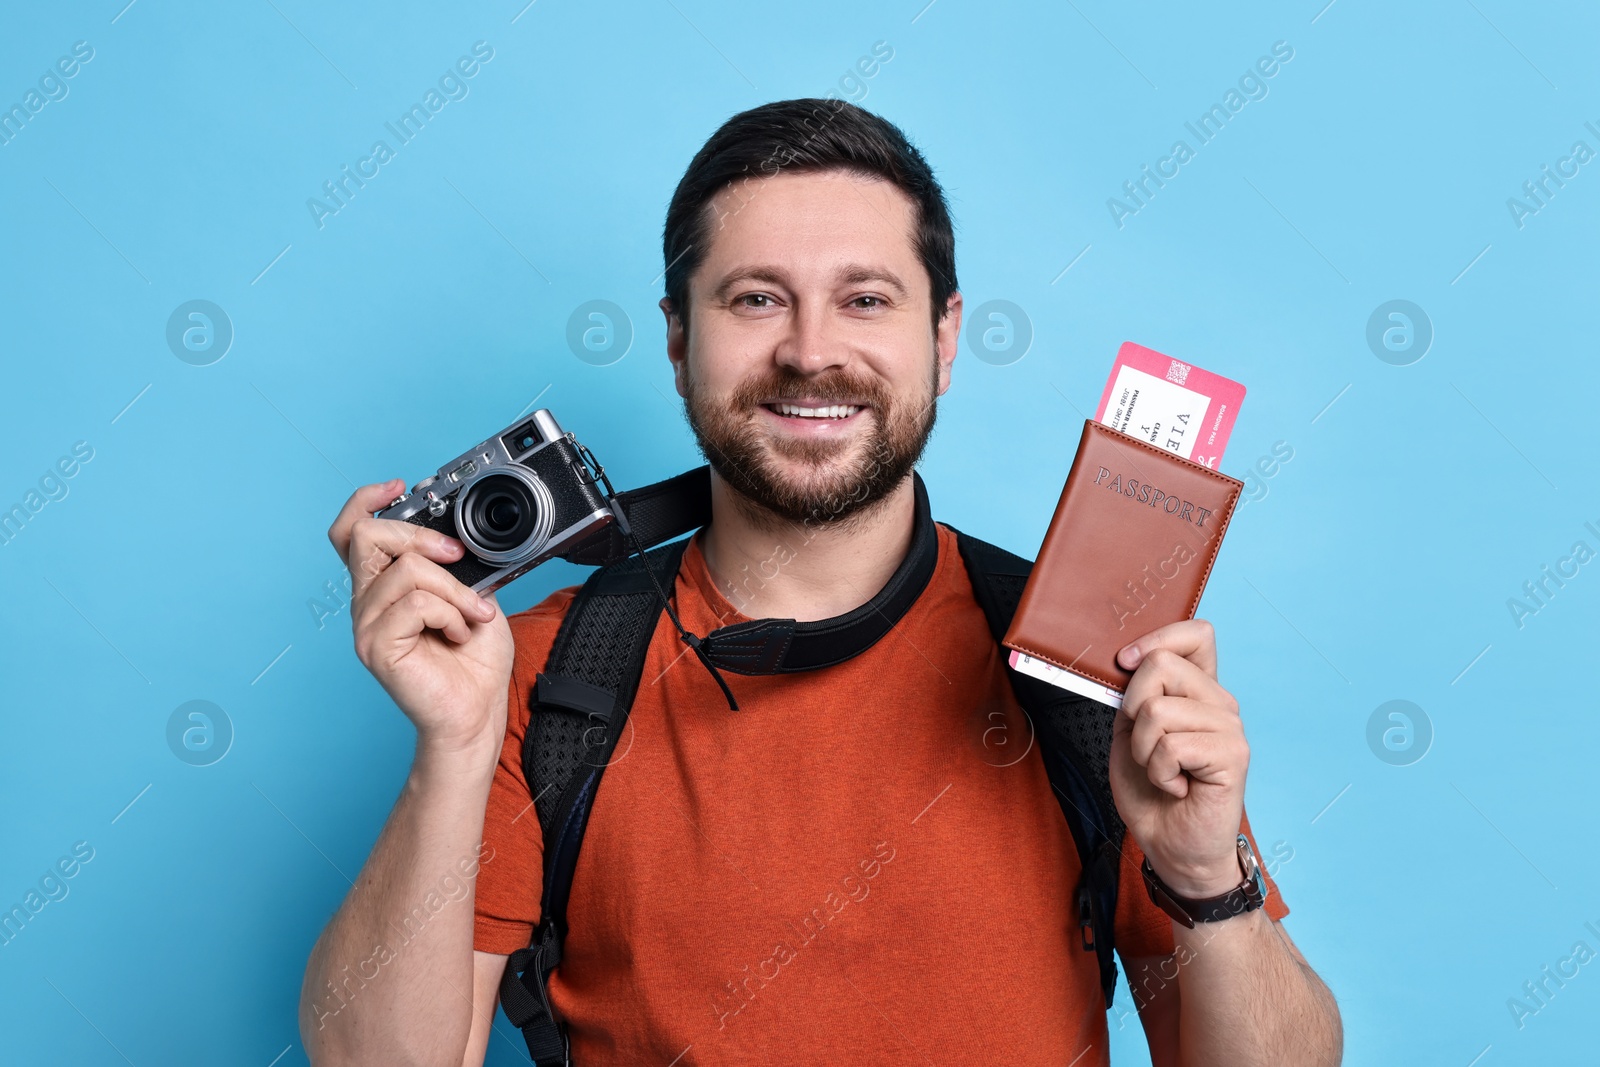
[762,401,864,420]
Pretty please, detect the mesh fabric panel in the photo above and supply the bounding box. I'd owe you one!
[528,542,682,839]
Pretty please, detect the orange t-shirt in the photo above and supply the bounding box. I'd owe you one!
[474,522,1288,1064]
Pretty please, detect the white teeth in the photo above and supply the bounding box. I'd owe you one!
[774,403,861,419]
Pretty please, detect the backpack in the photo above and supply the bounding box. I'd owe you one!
[498,466,1128,1065]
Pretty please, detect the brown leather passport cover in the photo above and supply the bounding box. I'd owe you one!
[1003,419,1244,692]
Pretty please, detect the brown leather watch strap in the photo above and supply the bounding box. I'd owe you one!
[1141,834,1267,928]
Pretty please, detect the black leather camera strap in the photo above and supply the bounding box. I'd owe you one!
[564,464,939,680]
[696,472,938,676]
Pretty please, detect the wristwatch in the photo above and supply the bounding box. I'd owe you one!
[1142,833,1268,929]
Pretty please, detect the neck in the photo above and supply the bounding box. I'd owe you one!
[698,471,917,623]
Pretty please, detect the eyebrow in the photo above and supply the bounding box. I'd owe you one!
[708,264,910,302]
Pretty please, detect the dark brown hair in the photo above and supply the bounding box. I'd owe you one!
[662,98,958,332]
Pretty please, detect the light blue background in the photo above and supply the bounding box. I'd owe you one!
[3,0,1595,1063]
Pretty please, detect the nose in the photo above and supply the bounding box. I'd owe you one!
[772,299,849,377]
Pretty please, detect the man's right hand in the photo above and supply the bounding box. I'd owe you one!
[328,479,514,755]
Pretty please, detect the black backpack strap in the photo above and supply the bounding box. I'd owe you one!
[951,527,1126,1009]
[498,537,690,1065]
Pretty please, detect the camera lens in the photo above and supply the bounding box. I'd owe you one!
[488,496,520,531]
[456,468,555,565]
[472,482,532,551]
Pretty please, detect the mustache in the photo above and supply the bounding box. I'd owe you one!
[726,368,890,410]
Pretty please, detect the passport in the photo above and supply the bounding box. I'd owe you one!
[1003,419,1244,707]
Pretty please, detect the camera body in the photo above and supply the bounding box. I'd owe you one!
[376,409,615,594]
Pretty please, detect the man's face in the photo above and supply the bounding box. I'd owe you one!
[663,168,961,527]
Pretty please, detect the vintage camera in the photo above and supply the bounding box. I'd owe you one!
[376,409,616,594]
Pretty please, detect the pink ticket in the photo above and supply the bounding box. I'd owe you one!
[1092,342,1246,470]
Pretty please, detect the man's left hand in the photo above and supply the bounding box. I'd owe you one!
[1109,618,1248,900]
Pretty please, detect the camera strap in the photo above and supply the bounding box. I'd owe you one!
[557,461,737,709]
[559,467,712,568]
[570,465,946,707]
[611,492,741,712]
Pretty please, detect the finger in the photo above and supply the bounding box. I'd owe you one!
[364,588,474,655]
[1121,646,1234,722]
[347,516,466,597]
[1116,618,1218,678]
[356,551,494,635]
[1127,694,1236,770]
[1146,731,1246,799]
[329,480,408,564]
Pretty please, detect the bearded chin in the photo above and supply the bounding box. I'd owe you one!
[684,383,937,529]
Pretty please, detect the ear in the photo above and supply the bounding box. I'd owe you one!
[660,296,689,398]
[934,291,962,397]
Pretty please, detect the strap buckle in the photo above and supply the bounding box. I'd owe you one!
[500,920,569,1066]
[1077,883,1096,951]
[574,438,615,498]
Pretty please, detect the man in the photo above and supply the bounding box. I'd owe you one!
[302,99,1342,1065]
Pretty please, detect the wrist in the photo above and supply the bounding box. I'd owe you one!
[1143,834,1269,929]
[413,721,503,785]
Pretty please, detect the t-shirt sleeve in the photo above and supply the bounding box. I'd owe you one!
[472,587,577,957]
[1112,806,1291,961]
